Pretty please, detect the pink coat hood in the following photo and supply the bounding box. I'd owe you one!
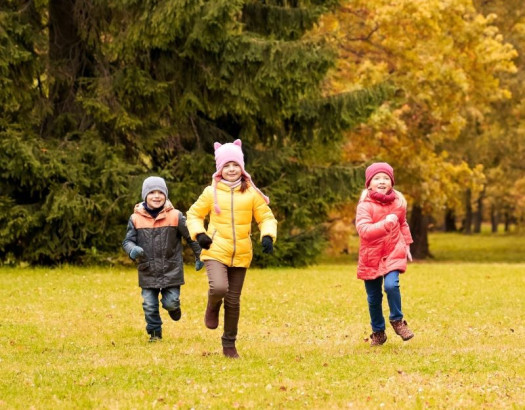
[355,189,413,280]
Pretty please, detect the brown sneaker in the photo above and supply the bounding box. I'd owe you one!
[223,346,240,359]
[390,319,414,341]
[370,330,387,346]
[204,299,222,329]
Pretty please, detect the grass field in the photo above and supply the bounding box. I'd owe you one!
[339,230,525,264]
[1,233,524,409]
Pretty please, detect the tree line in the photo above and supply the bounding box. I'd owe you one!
[1,0,523,265]
[313,0,524,258]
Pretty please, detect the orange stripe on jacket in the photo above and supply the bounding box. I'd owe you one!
[131,205,179,229]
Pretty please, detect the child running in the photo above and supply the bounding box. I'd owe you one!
[355,162,415,346]
[187,139,277,358]
[122,176,203,342]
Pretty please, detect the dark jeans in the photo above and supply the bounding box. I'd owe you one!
[364,271,403,332]
[204,260,247,347]
[141,286,180,334]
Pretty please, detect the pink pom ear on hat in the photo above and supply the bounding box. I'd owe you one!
[365,162,395,187]
[211,139,269,214]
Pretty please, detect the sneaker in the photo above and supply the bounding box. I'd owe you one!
[149,330,162,342]
[223,346,240,359]
[390,319,414,341]
[370,330,387,346]
[169,307,182,321]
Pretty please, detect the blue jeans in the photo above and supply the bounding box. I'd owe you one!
[364,271,403,332]
[141,286,180,334]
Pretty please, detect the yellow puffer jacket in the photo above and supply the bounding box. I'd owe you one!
[187,181,277,268]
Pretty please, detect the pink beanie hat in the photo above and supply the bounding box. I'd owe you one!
[365,162,395,187]
[212,139,270,214]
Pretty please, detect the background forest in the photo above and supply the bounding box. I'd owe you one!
[1,0,524,266]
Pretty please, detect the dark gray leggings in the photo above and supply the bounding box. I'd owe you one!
[204,260,247,347]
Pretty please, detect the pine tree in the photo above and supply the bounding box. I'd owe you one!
[0,1,387,266]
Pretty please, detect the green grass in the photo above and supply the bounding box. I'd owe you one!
[428,231,525,262]
[335,230,525,264]
[1,234,524,408]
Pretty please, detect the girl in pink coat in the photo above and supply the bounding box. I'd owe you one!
[355,162,414,346]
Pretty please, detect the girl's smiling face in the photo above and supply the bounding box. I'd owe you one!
[146,190,166,209]
[369,172,393,194]
[221,161,242,182]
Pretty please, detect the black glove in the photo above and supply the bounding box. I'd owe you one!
[196,233,213,250]
[261,236,273,254]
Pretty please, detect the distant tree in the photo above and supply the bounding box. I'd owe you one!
[470,0,525,233]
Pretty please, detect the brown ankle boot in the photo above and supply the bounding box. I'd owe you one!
[370,330,387,346]
[204,299,222,329]
[390,319,414,341]
[223,346,240,358]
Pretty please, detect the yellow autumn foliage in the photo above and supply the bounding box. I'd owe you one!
[309,0,518,252]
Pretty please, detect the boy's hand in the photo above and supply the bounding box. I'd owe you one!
[195,259,205,271]
[196,233,213,250]
[130,246,145,260]
[406,245,413,262]
[261,236,274,254]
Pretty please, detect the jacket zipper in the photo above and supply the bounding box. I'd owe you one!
[230,188,236,266]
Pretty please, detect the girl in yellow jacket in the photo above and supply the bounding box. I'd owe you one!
[187,139,277,358]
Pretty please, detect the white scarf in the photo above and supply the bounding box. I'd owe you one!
[220,178,242,189]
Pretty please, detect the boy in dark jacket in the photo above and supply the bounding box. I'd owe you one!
[123,176,203,342]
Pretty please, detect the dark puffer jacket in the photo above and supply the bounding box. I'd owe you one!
[122,200,201,288]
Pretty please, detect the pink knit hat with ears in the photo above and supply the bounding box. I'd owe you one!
[365,162,395,187]
[212,139,270,214]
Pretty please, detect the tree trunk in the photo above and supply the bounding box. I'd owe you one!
[473,191,483,233]
[490,204,498,233]
[463,188,472,234]
[504,211,510,232]
[444,208,457,232]
[409,204,432,260]
[47,0,92,132]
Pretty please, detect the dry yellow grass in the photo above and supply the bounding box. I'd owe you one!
[1,242,524,408]
[0,229,525,409]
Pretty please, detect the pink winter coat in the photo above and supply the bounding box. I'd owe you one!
[355,189,413,280]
